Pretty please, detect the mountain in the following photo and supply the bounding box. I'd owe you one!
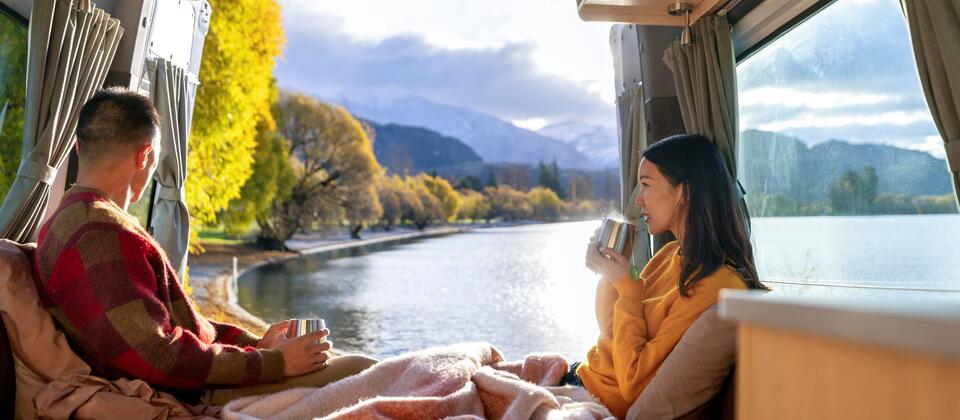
[369,122,482,175]
[537,122,619,169]
[739,129,953,201]
[339,96,596,170]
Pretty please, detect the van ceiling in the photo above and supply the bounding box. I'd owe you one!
[576,0,730,26]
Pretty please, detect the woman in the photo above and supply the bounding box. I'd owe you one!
[562,134,767,418]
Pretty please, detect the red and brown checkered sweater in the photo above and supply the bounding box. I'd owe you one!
[33,186,284,397]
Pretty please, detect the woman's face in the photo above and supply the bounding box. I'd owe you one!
[636,158,685,236]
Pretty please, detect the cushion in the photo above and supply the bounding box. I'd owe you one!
[626,305,737,420]
[0,240,91,419]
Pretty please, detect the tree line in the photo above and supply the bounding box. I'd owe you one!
[217,90,610,250]
[748,165,958,217]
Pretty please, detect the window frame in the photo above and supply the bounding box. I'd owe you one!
[0,2,27,28]
[732,0,836,63]
[731,0,958,293]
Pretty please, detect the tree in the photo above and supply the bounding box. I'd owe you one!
[567,173,593,200]
[603,169,618,201]
[565,200,599,220]
[257,92,381,248]
[404,176,445,229]
[376,176,404,229]
[219,80,294,237]
[0,19,27,200]
[537,159,566,199]
[500,164,533,190]
[458,189,491,222]
[485,166,497,187]
[484,185,532,221]
[527,186,562,221]
[189,0,284,250]
[419,174,461,221]
[829,166,879,214]
[343,185,383,239]
[456,176,484,191]
[219,122,294,237]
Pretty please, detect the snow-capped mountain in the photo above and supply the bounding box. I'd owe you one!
[337,96,598,170]
[537,122,619,169]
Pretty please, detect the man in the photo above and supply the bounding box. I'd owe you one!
[33,88,374,403]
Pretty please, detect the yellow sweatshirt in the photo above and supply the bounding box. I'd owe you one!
[577,241,747,418]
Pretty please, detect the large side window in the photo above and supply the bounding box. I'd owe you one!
[0,9,27,202]
[736,0,960,292]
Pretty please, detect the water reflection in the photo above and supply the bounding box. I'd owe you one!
[238,215,960,361]
[238,221,603,360]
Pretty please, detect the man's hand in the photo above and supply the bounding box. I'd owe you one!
[275,329,333,377]
[257,321,290,349]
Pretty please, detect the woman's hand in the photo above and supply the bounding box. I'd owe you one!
[585,242,631,282]
[257,320,290,349]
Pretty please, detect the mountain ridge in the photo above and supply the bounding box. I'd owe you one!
[337,96,598,170]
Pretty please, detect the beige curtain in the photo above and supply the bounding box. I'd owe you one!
[662,14,750,225]
[147,58,193,279]
[0,0,122,242]
[617,83,652,264]
[901,0,960,206]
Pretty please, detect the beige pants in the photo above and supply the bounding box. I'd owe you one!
[208,354,378,406]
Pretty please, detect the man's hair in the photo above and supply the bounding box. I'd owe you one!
[76,87,160,159]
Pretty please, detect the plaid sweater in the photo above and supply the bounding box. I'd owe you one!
[34,186,284,395]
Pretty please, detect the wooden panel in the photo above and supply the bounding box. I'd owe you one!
[576,0,727,26]
[737,323,960,420]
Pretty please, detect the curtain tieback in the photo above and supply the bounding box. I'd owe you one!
[945,139,960,171]
[17,159,58,186]
[156,185,186,202]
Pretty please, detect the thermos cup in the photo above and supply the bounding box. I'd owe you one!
[597,218,636,257]
[287,319,326,341]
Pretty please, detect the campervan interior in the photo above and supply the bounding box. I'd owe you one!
[0,0,957,418]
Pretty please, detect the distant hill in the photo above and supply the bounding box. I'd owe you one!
[370,122,482,175]
[340,96,596,170]
[537,121,619,169]
[740,129,953,201]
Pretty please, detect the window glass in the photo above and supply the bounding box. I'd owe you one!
[0,11,27,201]
[736,0,960,292]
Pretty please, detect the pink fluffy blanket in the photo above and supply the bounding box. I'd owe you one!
[221,342,613,419]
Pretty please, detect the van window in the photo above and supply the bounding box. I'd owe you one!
[0,10,27,202]
[736,0,960,293]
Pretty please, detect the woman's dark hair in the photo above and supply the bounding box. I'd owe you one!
[642,134,766,296]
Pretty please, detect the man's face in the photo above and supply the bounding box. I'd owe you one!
[130,130,161,204]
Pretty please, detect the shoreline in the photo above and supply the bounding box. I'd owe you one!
[188,225,476,334]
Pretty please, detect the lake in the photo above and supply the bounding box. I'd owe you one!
[237,215,960,360]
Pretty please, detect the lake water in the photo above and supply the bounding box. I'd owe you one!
[237,215,960,360]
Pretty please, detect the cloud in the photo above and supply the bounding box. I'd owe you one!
[736,0,942,154]
[754,111,934,132]
[739,87,896,110]
[908,135,947,159]
[275,13,614,126]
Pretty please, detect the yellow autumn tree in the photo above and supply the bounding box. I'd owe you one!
[187,0,284,251]
[256,92,382,248]
[419,174,461,221]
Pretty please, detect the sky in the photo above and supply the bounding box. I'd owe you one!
[737,0,944,158]
[275,0,617,131]
[274,0,946,159]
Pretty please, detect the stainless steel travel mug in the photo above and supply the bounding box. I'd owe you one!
[597,218,636,257]
[287,318,326,341]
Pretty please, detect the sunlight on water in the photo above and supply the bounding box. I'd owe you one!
[238,221,603,361]
[238,214,960,361]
